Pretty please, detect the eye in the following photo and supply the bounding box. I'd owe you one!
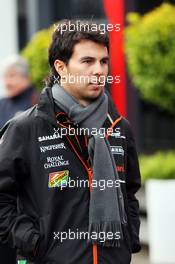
[83,60,92,64]
[101,59,109,65]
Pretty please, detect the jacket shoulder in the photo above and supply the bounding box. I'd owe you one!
[12,105,36,123]
[121,118,134,137]
[0,105,37,137]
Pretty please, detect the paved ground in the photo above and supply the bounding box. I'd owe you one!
[131,246,150,264]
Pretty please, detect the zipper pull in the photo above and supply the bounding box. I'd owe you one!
[88,167,92,177]
[88,168,93,191]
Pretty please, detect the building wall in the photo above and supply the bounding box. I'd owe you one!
[0,0,18,97]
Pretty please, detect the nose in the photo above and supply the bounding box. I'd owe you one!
[92,61,104,76]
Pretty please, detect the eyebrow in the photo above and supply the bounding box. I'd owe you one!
[80,56,109,61]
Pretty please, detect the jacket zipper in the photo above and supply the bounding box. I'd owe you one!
[88,168,98,264]
[65,135,98,264]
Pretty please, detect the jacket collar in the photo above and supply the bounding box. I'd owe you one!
[36,87,58,127]
[36,86,120,128]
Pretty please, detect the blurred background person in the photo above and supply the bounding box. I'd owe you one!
[0,55,38,129]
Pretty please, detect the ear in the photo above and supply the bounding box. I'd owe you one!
[54,60,67,78]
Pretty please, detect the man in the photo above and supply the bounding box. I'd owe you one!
[0,55,38,129]
[0,20,141,264]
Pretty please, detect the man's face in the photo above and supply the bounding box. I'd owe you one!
[3,68,30,98]
[57,40,109,104]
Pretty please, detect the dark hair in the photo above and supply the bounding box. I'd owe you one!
[46,19,109,87]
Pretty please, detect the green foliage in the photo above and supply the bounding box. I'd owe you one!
[21,27,53,90]
[139,151,175,183]
[125,3,175,113]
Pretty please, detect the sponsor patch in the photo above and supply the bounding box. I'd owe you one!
[117,166,125,172]
[40,143,66,153]
[111,128,126,139]
[38,128,62,142]
[48,170,69,188]
[111,146,124,156]
[44,155,69,169]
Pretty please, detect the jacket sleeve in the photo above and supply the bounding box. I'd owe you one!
[125,120,141,253]
[0,120,40,259]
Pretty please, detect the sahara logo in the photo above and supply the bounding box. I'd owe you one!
[38,128,62,142]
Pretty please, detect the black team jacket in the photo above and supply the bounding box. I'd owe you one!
[0,87,141,264]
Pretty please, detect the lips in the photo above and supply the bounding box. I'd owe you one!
[89,81,104,85]
[88,83,104,91]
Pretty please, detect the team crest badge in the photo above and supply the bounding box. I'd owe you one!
[48,170,69,188]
